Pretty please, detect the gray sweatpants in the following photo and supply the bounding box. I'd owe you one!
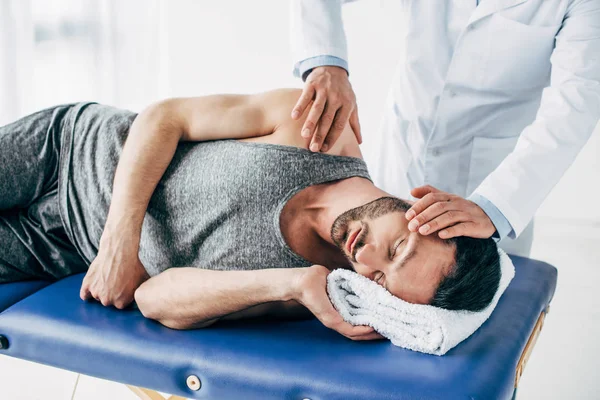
[0,105,87,283]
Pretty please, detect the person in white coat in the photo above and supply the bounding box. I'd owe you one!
[289,0,600,257]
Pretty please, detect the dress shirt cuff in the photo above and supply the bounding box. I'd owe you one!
[294,55,349,81]
[468,193,515,242]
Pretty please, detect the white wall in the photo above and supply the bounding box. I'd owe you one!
[163,0,600,224]
[164,1,297,96]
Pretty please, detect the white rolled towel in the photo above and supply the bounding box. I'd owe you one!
[326,248,515,355]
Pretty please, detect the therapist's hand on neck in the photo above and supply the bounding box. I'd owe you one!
[291,66,362,152]
[405,185,497,240]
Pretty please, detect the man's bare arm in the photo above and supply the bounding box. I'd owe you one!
[188,299,313,329]
[134,265,384,341]
[81,88,307,308]
[133,267,307,330]
[105,89,299,242]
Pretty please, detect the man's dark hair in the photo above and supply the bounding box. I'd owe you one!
[430,236,501,312]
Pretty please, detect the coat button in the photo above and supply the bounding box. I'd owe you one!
[186,375,202,391]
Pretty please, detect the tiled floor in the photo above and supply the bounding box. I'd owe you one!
[0,218,598,400]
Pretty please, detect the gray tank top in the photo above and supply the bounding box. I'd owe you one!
[58,103,372,276]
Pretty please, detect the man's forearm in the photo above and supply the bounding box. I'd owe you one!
[134,267,305,329]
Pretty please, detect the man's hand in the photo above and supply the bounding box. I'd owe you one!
[80,232,150,309]
[291,66,362,153]
[294,265,384,341]
[405,185,496,239]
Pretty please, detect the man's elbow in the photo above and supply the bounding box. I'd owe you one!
[161,318,220,330]
[134,287,181,329]
[134,285,218,330]
[137,99,182,139]
[134,284,162,321]
[158,319,189,330]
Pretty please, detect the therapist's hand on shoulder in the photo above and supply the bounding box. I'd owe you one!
[405,185,496,240]
[291,66,362,152]
[80,230,150,309]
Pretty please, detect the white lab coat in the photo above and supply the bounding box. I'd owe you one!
[290,0,600,238]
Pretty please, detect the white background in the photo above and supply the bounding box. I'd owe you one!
[0,1,599,399]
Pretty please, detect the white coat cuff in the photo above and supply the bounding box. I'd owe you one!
[293,55,349,81]
[468,193,515,242]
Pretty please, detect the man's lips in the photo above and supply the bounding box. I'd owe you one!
[346,226,362,256]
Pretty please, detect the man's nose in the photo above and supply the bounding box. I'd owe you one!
[355,243,382,272]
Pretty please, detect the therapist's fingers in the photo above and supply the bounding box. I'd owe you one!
[321,105,351,152]
[301,94,327,141]
[410,184,443,200]
[406,192,452,224]
[438,222,477,239]
[407,195,496,238]
[349,107,362,144]
[310,102,337,152]
[416,210,470,236]
[407,200,458,232]
[292,85,315,120]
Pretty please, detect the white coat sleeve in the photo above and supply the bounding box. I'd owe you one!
[290,0,352,77]
[473,0,600,238]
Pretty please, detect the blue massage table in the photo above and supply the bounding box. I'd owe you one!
[0,255,556,400]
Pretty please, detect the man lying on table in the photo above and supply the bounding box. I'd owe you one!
[0,88,500,341]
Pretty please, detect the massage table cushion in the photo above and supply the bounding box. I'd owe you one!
[0,255,557,399]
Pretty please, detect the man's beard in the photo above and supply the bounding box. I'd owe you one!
[330,196,412,260]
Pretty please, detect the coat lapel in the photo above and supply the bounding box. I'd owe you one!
[467,0,529,25]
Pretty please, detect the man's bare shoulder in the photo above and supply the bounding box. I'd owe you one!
[239,88,362,159]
